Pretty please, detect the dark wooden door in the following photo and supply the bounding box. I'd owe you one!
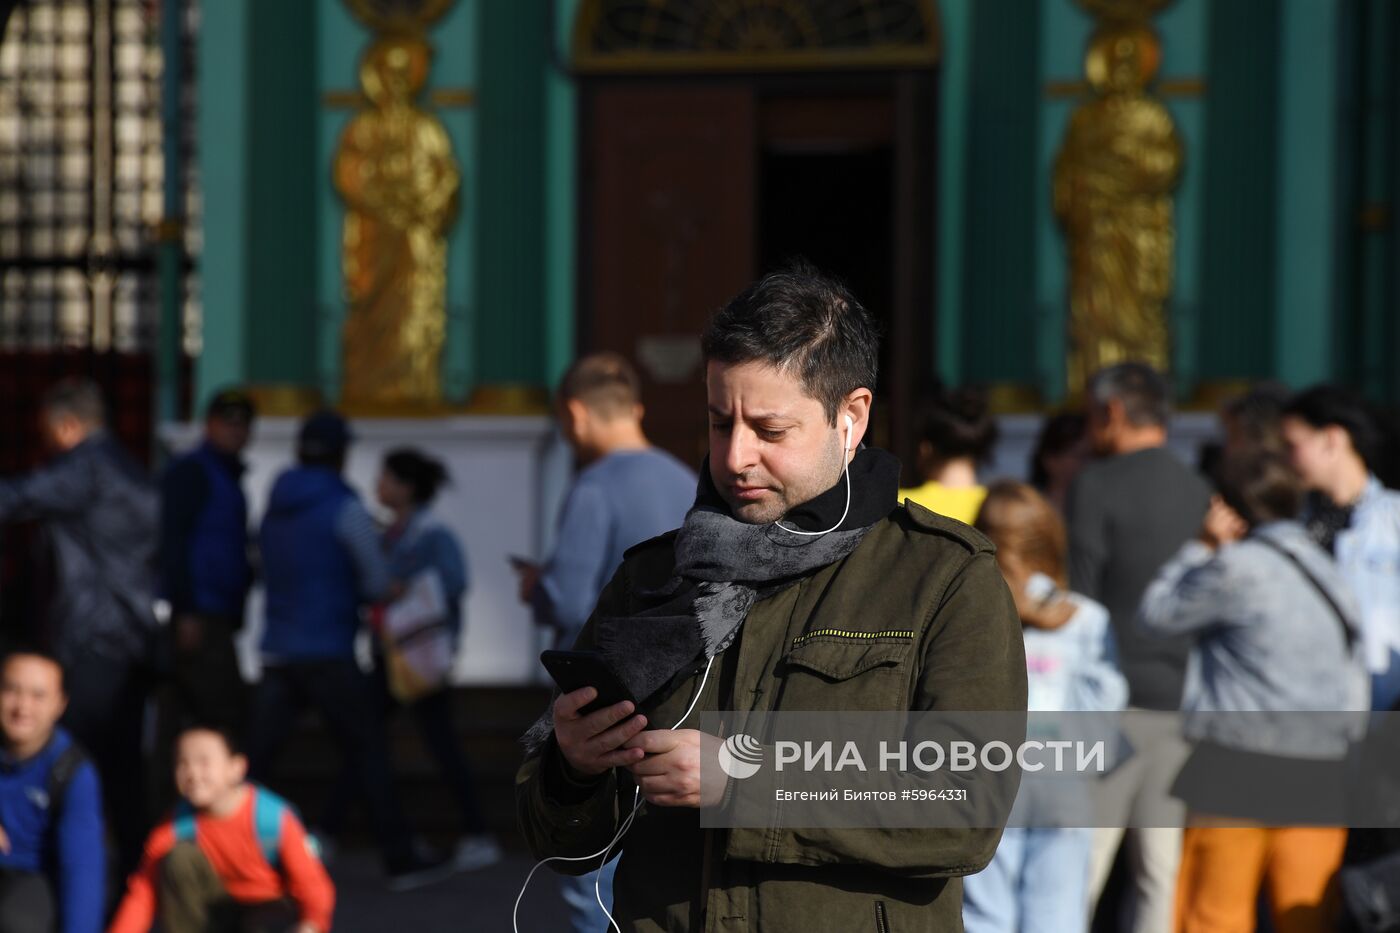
[581,84,756,468]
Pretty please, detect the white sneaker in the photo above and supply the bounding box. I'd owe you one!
[453,834,503,871]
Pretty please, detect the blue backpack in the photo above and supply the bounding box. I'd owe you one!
[171,785,293,869]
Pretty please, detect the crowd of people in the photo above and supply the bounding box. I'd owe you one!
[0,381,500,932]
[0,273,1396,932]
[903,364,1400,933]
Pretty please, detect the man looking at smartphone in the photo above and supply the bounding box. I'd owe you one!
[517,264,1027,932]
[517,352,695,932]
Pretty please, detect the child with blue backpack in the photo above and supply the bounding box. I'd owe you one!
[109,726,334,933]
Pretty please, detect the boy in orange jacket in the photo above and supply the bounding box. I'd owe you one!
[110,725,334,933]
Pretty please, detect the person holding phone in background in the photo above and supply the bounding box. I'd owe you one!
[515,353,695,933]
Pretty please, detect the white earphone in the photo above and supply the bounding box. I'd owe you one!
[773,413,854,537]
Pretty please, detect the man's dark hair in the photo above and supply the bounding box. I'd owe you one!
[702,262,880,425]
[557,352,641,418]
[0,647,66,690]
[1030,411,1087,490]
[40,378,105,427]
[1218,450,1303,527]
[1088,362,1170,428]
[384,447,450,506]
[1222,382,1290,455]
[919,387,998,465]
[1283,385,1380,469]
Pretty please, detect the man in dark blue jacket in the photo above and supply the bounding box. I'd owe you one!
[248,411,446,890]
[0,378,156,879]
[159,388,255,732]
[0,650,104,933]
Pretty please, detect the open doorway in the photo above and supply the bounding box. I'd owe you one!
[579,78,934,470]
[759,142,896,447]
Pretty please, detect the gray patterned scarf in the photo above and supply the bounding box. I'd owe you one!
[522,447,901,751]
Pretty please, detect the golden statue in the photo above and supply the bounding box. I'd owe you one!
[1053,18,1182,396]
[335,34,460,408]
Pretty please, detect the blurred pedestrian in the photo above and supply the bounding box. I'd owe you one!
[900,386,998,524]
[514,353,695,933]
[1069,362,1211,933]
[320,448,501,872]
[0,651,104,933]
[1139,450,1367,933]
[964,481,1127,933]
[0,378,157,879]
[1219,382,1289,459]
[247,411,446,890]
[1029,411,1089,514]
[1282,386,1400,710]
[159,388,256,733]
[110,725,333,933]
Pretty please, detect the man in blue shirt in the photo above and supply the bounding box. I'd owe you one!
[0,650,104,933]
[159,388,256,731]
[517,353,696,932]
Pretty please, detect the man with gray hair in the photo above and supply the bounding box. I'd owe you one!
[1067,362,1210,932]
[0,377,160,877]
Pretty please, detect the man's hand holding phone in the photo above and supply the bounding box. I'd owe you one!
[553,687,648,777]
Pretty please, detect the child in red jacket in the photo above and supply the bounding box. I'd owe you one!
[110,726,334,933]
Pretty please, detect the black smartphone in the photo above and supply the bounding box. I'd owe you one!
[540,649,636,716]
[508,554,538,571]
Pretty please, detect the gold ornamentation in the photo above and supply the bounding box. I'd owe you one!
[573,0,939,74]
[1054,5,1182,396]
[343,0,454,34]
[334,27,460,408]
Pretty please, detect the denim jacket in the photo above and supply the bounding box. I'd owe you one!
[385,509,468,639]
[1023,592,1127,714]
[1331,476,1400,709]
[1138,521,1369,757]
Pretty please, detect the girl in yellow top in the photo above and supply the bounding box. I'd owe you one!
[900,386,998,524]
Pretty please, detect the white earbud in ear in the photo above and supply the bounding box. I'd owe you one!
[844,414,854,451]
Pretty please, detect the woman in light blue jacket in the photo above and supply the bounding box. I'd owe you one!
[319,449,501,873]
[374,448,502,872]
[964,481,1127,933]
[1139,450,1367,933]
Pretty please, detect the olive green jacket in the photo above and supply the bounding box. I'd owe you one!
[517,501,1027,932]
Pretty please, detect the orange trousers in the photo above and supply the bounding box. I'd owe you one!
[1174,824,1346,933]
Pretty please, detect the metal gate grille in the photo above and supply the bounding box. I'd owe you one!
[0,0,199,354]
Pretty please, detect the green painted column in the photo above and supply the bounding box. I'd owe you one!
[1353,0,1397,402]
[1273,0,1341,387]
[196,0,318,410]
[1198,0,1279,384]
[194,0,249,410]
[1157,0,1208,401]
[474,0,548,392]
[959,0,1039,389]
[934,0,973,389]
[544,0,578,390]
[245,0,317,388]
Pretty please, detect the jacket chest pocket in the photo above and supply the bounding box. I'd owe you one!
[779,631,915,709]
